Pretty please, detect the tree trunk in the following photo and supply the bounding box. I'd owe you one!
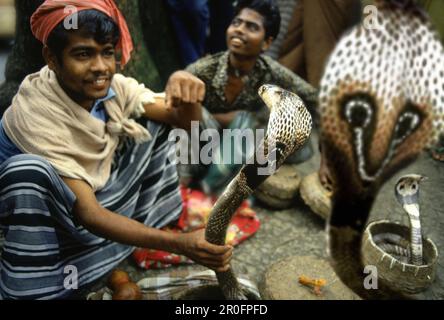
[138,0,182,83]
[115,0,162,91]
[0,0,45,115]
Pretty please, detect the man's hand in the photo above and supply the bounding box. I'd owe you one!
[165,70,205,108]
[176,229,233,272]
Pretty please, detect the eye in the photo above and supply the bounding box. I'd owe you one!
[393,111,420,142]
[412,183,417,190]
[344,98,373,128]
[247,22,260,32]
[103,49,115,57]
[76,51,89,58]
[231,18,241,27]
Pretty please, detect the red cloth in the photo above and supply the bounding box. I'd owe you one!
[132,186,261,269]
[31,0,133,67]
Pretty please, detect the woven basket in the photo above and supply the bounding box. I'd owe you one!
[299,172,332,219]
[362,220,438,294]
[254,164,301,209]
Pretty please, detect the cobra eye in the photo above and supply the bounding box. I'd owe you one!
[393,111,420,142]
[344,99,373,128]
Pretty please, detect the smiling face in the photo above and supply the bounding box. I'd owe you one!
[226,8,272,58]
[44,30,116,110]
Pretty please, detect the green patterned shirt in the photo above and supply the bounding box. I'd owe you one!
[186,51,318,126]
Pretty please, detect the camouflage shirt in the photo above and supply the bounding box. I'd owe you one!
[186,51,318,125]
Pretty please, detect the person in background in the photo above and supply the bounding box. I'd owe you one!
[166,0,210,66]
[180,0,318,194]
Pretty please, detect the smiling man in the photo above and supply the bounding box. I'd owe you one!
[180,0,318,194]
[0,0,232,300]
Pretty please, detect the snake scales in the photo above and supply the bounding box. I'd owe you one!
[204,84,312,300]
[320,0,444,299]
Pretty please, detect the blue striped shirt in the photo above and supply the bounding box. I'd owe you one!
[0,88,116,163]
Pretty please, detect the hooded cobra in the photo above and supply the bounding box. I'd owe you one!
[320,0,444,299]
[205,84,312,300]
[374,174,426,265]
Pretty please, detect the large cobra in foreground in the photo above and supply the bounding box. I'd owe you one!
[320,0,444,298]
[205,84,312,300]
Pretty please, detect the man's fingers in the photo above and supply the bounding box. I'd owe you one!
[170,81,182,100]
[165,71,205,106]
[222,248,233,262]
[197,81,205,102]
[165,82,181,108]
[202,242,233,255]
[189,82,199,104]
[215,264,231,273]
[165,82,172,108]
[191,80,205,104]
[181,81,191,103]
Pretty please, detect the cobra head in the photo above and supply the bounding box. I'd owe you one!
[258,84,312,162]
[258,84,284,111]
[319,0,444,207]
[394,174,427,206]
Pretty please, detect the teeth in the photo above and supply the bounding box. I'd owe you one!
[232,37,244,44]
[94,79,106,85]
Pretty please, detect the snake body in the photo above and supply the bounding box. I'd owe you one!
[319,0,444,298]
[204,84,312,300]
[394,174,426,265]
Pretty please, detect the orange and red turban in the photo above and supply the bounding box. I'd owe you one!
[31,0,133,67]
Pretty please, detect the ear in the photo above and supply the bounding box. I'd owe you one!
[42,46,59,72]
[261,36,273,52]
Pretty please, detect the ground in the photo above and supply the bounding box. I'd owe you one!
[82,132,444,300]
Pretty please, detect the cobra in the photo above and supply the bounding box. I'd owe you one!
[320,0,444,298]
[204,84,312,300]
[374,174,426,265]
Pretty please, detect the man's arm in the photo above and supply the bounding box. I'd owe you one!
[142,71,204,131]
[62,177,232,272]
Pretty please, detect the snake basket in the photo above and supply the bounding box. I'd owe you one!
[254,164,301,209]
[299,172,332,220]
[361,220,438,295]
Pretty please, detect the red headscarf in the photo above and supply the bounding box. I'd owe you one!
[31,0,133,67]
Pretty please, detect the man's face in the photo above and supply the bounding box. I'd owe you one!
[47,31,116,110]
[226,8,271,58]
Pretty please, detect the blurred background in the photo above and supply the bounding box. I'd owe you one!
[0,0,15,83]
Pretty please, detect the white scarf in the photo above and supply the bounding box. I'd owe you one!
[3,66,158,191]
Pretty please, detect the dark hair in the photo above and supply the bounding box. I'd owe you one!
[46,9,120,62]
[234,0,281,39]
